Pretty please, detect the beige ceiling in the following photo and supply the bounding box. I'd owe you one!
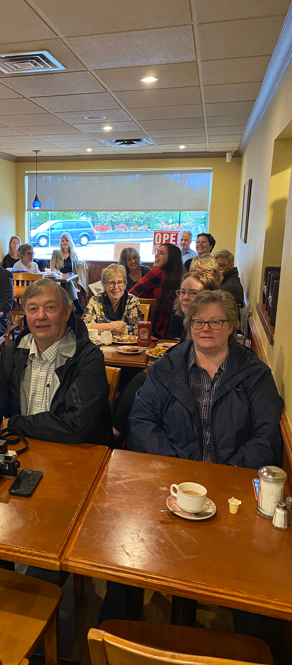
[0,0,290,159]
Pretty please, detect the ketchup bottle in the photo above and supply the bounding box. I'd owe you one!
[137,320,152,347]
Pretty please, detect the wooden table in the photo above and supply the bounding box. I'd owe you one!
[0,439,110,570]
[62,450,292,621]
[100,343,156,369]
[45,273,78,284]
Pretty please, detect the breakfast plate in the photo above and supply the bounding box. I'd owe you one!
[112,335,138,344]
[166,495,216,521]
[116,346,145,354]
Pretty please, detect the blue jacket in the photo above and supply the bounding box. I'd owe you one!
[127,341,283,469]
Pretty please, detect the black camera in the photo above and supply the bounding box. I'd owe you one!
[0,439,20,478]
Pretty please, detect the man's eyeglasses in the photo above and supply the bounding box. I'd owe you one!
[176,289,198,297]
[191,318,229,330]
[107,280,124,288]
[26,252,34,256]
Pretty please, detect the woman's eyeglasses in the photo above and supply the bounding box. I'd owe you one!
[191,318,229,330]
[176,289,198,297]
[107,280,124,287]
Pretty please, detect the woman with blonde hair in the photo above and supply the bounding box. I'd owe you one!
[83,263,142,335]
[189,254,222,288]
[3,235,21,269]
[50,233,83,315]
[167,270,218,341]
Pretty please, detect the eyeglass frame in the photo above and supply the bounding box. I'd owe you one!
[176,288,199,297]
[191,318,230,330]
[106,280,125,288]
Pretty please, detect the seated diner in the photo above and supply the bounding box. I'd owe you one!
[189,253,223,286]
[213,248,244,306]
[83,263,142,334]
[3,235,21,269]
[12,243,39,273]
[184,233,216,271]
[118,247,150,291]
[167,270,218,341]
[128,290,283,468]
[129,243,183,338]
[51,232,84,316]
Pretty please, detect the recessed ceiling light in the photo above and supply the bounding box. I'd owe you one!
[140,76,158,83]
[84,115,106,120]
[86,148,93,152]
[179,145,186,149]
[103,125,113,131]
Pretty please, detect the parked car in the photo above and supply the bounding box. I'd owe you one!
[30,219,95,247]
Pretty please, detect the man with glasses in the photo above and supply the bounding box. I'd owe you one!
[128,290,283,468]
[12,243,39,273]
[213,248,244,306]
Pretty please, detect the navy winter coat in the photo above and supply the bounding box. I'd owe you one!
[127,341,283,469]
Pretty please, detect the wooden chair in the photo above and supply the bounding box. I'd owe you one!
[105,366,121,414]
[9,310,24,339]
[139,303,150,321]
[0,568,61,665]
[138,298,156,327]
[88,620,273,665]
[12,272,43,315]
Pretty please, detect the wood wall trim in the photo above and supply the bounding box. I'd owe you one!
[249,314,292,486]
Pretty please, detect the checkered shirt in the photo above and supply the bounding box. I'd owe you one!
[27,337,62,416]
[129,268,173,338]
[188,346,229,462]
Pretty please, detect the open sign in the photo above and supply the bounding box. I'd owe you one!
[153,231,179,254]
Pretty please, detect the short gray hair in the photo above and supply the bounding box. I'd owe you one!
[118,247,140,269]
[23,279,72,310]
[184,290,239,343]
[181,231,192,240]
[101,263,127,286]
[19,243,33,256]
[213,249,234,264]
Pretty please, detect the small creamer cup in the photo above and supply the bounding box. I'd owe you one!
[228,497,242,514]
[88,328,98,341]
[170,482,207,513]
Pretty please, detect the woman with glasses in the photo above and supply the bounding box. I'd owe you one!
[167,271,217,341]
[83,264,142,335]
[12,244,39,273]
[128,290,283,468]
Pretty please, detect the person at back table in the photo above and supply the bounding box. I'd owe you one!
[213,248,244,307]
[12,243,39,273]
[128,290,283,468]
[118,247,150,291]
[184,233,216,272]
[51,232,84,317]
[3,235,21,269]
[129,243,183,338]
[180,231,196,264]
[0,279,112,446]
[0,266,13,336]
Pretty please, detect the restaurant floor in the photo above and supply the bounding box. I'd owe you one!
[19,566,291,665]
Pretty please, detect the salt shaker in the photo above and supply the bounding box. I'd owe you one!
[285,497,292,525]
[257,466,287,519]
[272,502,288,530]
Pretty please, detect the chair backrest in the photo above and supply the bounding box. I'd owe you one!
[88,628,263,665]
[12,272,43,287]
[105,366,121,413]
[138,298,156,326]
[139,304,150,321]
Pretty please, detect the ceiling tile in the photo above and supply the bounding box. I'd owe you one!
[25,125,85,136]
[33,0,191,35]
[0,127,26,136]
[0,114,70,127]
[207,115,251,127]
[54,109,131,123]
[208,125,246,135]
[30,93,120,112]
[141,118,204,130]
[68,26,196,69]
[153,133,205,143]
[89,131,147,139]
[199,17,286,60]
[3,72,105,97]
[0,0,55,42]
[94,62,199,91]
[196,0,290,22]
[204,82,261,104]
[129,105,202,120]
[74,121,140,132]
[0,99,47,115]
[149,124,205,136]
[32,133,87,141]
[206,101,254,117]
[116,88,200,108]
[0,39,86,78]
[161,144,206,150]
[0,84,21,100]
[209,142,239,148]
[209,135,243,142]
[202,56,271,85]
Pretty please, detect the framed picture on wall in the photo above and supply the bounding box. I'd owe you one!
[240,179,252,243]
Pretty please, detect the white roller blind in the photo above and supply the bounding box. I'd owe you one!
[26,170,212,211]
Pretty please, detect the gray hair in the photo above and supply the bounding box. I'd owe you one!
[213,249,234,264]
[184,290,239,343]
[181,231,192,240]
[23,279,72,310]
[101,263,127,286]
[19,243,33,257]
[118,247,140,269]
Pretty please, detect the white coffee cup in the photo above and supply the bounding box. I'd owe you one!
[170,482,207,513]
[88,328,98,341]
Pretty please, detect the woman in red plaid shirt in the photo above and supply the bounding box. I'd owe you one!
[129,243,183,338]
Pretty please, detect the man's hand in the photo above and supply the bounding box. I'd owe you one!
[0,418,9,430]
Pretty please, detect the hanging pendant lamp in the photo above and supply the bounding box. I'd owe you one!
[32,150,41,208]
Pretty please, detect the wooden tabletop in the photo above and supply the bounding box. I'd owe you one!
[100,344,154,369]
[62,450,292,621]
[46,273,78,283]
[0,438,110,570]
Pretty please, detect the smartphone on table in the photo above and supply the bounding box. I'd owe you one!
[9,469,43,497]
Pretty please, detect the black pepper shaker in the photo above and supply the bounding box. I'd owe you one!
[285,497,292,525]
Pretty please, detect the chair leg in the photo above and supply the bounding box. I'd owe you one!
[73,572,85,598]
[44,611,59,665]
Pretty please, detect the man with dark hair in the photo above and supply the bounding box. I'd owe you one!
[184,233,216,271]
[0,266,13,336]
[0,279,112,446]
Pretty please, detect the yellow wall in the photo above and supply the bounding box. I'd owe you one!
[16,156,241,254]
[236,61,292,426]
[0,157,16,259]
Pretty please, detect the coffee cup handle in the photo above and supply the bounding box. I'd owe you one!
[170,484,178,497]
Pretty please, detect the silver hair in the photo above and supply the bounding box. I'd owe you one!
[22,278,72,310]
[101,263,127,286]
[118,247,140,269]
[213,249,234,264]
[184,290,239,343]
[181,231,192,240]
[19,243,33,256]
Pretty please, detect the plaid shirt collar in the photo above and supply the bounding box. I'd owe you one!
[188,345,229,375]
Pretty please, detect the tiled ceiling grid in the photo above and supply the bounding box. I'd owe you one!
[0,0,290,158]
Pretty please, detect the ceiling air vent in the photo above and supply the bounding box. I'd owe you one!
[100,138,154,148]
[0,51,65,74]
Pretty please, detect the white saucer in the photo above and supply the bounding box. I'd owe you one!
[166,495,216,521]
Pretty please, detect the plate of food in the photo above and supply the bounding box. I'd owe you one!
[112,334,138,344]
[146,346,168,359]
[159,341,178,348]
[117,346,145,354]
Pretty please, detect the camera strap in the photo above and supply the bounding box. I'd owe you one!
[1,428,29,456]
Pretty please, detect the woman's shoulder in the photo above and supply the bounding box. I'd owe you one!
[141,264,151,275]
